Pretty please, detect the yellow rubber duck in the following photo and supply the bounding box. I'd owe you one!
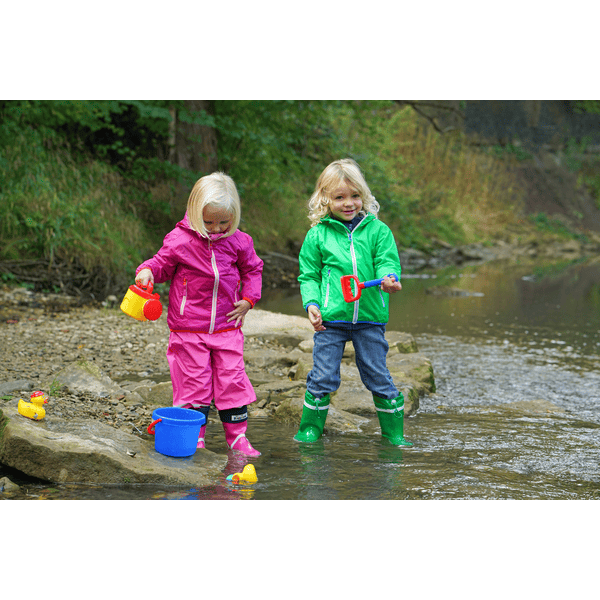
[17,391,49,421]
[226,464,258,484]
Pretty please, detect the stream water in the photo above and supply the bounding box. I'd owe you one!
[4,256,600,500]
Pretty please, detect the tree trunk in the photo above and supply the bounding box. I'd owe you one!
[169,100,219,213]
[171,100,218,174]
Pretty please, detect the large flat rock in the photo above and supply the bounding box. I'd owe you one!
[0,404,226,486]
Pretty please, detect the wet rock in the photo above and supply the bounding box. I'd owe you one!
[0,476,20,493]
[387,331,420,354]
[0,403,226,485]
[387,353,436,395]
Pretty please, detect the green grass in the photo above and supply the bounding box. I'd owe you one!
[0,123,164,282]
[529,213,588,243]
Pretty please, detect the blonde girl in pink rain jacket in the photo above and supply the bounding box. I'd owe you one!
[136,172,263,456]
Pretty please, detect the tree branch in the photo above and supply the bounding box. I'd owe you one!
[395,101,465,134]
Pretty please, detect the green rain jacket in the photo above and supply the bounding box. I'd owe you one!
[298,213,401,325]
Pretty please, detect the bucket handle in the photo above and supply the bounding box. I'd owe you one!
[147,418,162,435]
[136,281,154,294]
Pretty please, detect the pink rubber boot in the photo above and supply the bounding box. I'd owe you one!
[223,421,261,457]
[197,424,207,449]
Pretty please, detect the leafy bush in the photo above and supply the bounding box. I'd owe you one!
[0,121,160,280]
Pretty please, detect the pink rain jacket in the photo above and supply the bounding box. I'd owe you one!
[136,213,263,334]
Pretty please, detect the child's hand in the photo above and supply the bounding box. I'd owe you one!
[227,299,252,327]
[381,275,402,294]
[136,269,154,287]
[307,305,326,332]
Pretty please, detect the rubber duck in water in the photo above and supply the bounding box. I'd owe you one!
[226,464,258,484]
[18,391,49,421]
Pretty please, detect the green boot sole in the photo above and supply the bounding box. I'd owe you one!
[294,392,330,442]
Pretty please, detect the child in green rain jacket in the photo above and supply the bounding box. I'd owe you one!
[295,158,412,447]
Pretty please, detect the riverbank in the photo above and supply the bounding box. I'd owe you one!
[0,284,433,490]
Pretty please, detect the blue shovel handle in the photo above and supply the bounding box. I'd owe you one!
[363,273,398,288]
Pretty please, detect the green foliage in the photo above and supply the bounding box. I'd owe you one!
[573,101,600,114]
[489,143,533,161]
[0,121,157,279]
[529,213,588,242]
[561,136,600,210]
[49,378,61,397]
[0,100,173,170]
[564,136,591,172]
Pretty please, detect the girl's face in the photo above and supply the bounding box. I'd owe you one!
[329,180,362,221]
[203,205,232,234]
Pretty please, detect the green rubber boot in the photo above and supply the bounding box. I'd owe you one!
[374,393,413,447]
[293,391,330,442]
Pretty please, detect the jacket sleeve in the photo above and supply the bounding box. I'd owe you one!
[373,223,402,281]
[298,227,323,310]
[237,234,263,307]
[136,228,184,284]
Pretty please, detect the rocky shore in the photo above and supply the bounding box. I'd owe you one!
[4,231,599,494]
[0,285,434,492]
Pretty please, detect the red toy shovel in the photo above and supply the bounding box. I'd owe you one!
[340,273,399,302]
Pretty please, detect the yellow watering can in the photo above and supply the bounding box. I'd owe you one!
[120,282,163,321]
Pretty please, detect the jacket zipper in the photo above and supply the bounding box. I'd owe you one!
[348,231,359,324]
[345,217,370,323]
[209,245,219,334]
[324,269,331,308]
[180,278,187,316]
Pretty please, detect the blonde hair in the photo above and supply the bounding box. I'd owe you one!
[307,158,380,227]
[186,172,241,238]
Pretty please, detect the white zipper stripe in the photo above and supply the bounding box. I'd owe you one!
[210,249,219,334]
[180,278,187,316]
[349,233,359,323]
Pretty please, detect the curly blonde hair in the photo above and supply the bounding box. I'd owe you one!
[186,172,241,238]
[307,158,380,227]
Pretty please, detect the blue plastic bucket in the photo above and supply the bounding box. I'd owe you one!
[147,407,206,457]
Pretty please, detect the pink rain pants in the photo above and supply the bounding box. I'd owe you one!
[167,329,256,411]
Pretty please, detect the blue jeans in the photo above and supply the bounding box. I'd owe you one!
[307,323,398,400]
